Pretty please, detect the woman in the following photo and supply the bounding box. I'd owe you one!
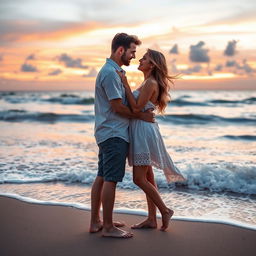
[117,49,185,231]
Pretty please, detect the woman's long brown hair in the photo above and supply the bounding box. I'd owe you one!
[147,49,177,114]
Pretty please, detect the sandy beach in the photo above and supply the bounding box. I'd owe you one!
[0,195,255,256]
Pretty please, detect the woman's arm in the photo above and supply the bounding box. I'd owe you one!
[117,71,156,113]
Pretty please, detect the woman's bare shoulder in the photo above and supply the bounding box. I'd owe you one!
[147,77,157,84]
[143,77,158,89]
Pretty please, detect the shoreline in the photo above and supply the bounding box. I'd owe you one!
[1,192,255,231]
[1,195,255,256]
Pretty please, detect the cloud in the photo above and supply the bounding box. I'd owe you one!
[226,60,237,67]
[0,19,104,45]
[0,0,126,22]
[21,63,38,72]
[189,41,210,63]
[181,65,202,74]
[48,69,62,76]
[0,0,179,27]
[83,67,98,77]
[237,59,255,74]
[224,40,238,57]
[0,0,152,45]
[214,64,223,71]
[225,59,255,75]
[242,62,254,74]
[58,53,88,69]
[205,9,256,27]
[26,54,35,60]
[169,59,179,73]
[0,54,3,61]
[169,44,179,54]
[207,70,213,76]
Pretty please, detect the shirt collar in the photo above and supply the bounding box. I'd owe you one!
[106,58,125,73]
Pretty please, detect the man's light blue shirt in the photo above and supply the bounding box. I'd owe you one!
[94,58,129,145]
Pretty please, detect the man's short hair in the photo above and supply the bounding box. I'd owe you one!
[111,33,141,53]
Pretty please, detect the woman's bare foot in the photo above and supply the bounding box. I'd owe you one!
[102,226,133,238]
[160,209,174,231]
[131,219,157,229]
[113,221,126,227]
[89,220,125,233]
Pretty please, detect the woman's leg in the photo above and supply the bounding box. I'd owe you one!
[145,166,158,221]
[133,165,174,231]
[132,166,157,229]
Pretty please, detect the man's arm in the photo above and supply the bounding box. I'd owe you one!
[116,71,156,113]
[110,98,155,123]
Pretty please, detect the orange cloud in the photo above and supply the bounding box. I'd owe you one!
[0,20,109,44]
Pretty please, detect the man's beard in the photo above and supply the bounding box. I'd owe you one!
[121,51,130,66]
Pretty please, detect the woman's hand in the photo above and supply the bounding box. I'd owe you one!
[116,70,129,88]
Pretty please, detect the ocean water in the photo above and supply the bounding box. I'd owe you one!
[0,90,255,230]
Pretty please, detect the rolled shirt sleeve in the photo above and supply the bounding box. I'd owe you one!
[102,71,123,101]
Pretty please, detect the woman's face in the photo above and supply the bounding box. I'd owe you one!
[138,52,153,72]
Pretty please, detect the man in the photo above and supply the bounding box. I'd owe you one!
[89,33,154,238]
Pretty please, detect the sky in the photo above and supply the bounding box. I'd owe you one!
[0,0,256,91]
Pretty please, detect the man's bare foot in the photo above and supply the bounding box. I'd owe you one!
[89,220,103,233]
[102,226,133,238]
[131,219,157,229]
[160,209,174,231]
[89,220,125,233]
[89,221,103,233]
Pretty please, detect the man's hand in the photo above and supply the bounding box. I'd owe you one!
[116,70,129,89]
[138,109,155,123]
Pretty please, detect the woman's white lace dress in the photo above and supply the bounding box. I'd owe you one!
[128,90,184,183]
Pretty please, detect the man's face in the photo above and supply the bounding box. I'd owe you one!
[121,43,137,66]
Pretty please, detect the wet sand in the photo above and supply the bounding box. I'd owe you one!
[0,196,255,256]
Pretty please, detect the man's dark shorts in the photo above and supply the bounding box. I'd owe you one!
[97,137,129,182]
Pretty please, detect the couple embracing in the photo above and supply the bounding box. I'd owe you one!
[89,33,185,238]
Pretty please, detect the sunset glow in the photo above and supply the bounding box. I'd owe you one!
[0,0,255,91]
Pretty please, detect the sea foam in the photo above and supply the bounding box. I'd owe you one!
[1,163,255,195]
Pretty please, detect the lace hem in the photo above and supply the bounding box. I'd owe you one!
[131,152,166,170]
[133,152,151,166]
[130,152,185,182]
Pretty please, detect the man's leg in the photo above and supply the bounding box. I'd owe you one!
[102,181,116,229]
[89,138,127,234]
[89,176,104,233]
[101,181,133,238]
[89,176,126,233]
[100,137,132,238]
